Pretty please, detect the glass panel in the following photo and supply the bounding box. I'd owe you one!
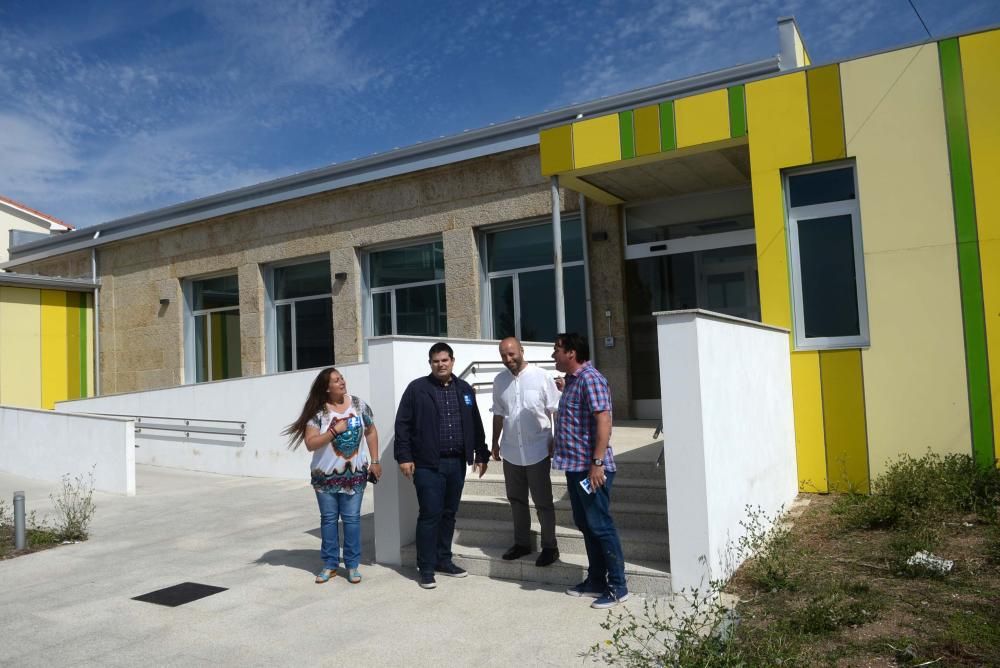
[369,241,444,288]
[564,265,588,339]
[797,214,860,338]
[698,245,759,320]
[395,283,447,336]
[276,303,293,372]
[490,276,515,339]
[372,292,392,335]
[626,189,753,245]
[274,260,331,300]
[517,269,556,342]
[193,275,239,310]
[195,314,209,383]
[294,298,333,369]
[487,218,582,272]
[211,310,242,380]
[788,168,856,207]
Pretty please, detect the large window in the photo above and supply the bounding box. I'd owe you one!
[271,260,333,372]
[483,218,587,342]
[785,164,868,350]
[188,274,241,383]
[366,240,447,336]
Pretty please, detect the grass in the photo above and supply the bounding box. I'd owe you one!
[0,471,97,558]
[589,453,1000,666]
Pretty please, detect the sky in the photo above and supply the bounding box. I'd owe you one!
[1,0,998,228]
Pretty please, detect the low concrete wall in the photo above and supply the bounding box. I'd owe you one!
[657,310,797,593]
[0,406,135,495]
[57,363,371,480]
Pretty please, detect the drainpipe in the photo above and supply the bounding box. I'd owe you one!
[91,233,101,395]
[579,193,596,353]
[551,176,566,333]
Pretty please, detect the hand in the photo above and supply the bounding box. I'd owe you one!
[588,464,606,491]
[328,420,345,436]
[399,462,415,479]
[491,444,501,461]
[369,462,382,481]
[473,462,488,478]
[554,376,565,392]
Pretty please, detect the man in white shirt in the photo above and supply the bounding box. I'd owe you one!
[491,336,561,567]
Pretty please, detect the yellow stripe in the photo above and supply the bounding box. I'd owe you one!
[807,64,846,162]
[67,292,83,400]
[86,294,95,395]
[41,290,70,409]
[820,350,870,493]
[674,89,730,149]
[572,114,621,169]
[790,352,829,492]
[961,29,1000,465]
[540,125,573,176]
[0,287,42,408]
[634,104,661,156]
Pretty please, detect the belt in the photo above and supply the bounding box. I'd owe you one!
[439,450,464,459]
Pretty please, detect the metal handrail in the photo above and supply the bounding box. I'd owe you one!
[95,414,246,441]
[458,359,556,380]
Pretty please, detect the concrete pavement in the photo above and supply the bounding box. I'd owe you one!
[1,464,655,667]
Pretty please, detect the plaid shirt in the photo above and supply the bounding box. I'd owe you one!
[435,378,463,453]
[553,362,616,472]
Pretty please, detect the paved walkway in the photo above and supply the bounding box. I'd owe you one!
[1,464,658,667]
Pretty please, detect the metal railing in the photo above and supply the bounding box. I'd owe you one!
[458,359,557,389]
[96,414,246,443]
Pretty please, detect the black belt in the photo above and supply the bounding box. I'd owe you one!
[439,450,464,459]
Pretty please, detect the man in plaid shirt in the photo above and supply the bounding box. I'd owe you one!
[552,332,628,609]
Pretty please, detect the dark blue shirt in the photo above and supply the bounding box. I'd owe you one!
[435,378,463,453]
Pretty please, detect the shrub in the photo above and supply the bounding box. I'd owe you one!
[50,471,97,541]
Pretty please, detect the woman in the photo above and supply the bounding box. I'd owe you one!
[284,367,381,584]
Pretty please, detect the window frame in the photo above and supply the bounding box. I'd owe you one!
[361,236,447,338]
[784,162,870,351]
[183,271,242,383]
[264,256,333,373]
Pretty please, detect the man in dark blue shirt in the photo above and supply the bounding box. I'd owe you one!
[394,341,489,589]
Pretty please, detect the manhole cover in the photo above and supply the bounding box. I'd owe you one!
[132,582,228,607]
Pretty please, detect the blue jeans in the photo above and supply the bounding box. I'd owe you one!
[565,470,626,592]
[315,489,364,569]
[413,458,466,575]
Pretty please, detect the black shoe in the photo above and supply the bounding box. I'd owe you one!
[535,547,559,567]
[435,562,468,578]
[419,573,437,589]
[502,544,532,561]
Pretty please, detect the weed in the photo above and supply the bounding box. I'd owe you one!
[738,506,797,592]
[50,470,97,541]
[790,587,879,634]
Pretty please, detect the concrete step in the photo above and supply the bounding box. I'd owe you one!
[463,472,667,506]
[452,517,670,563]
[474,459,665,482]
[400,542,672,596]
[459,494,667,531]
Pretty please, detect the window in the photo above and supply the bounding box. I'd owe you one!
[187,274,241,382]
[271,260,333,372]
[366,240,447,336]
[785,164,869,349]
[482,218,587,342]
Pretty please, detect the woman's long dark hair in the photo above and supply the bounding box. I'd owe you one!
[283,367,338,450]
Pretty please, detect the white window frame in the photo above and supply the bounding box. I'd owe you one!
[264,256,333,372]
[183,271,241,384]
[362,237,446,338]
[784,163,870,351]
[480,216,586,341]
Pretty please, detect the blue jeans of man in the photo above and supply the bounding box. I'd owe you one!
[413,457,466,575]
[315,488,364,570]
[565,470,626,592]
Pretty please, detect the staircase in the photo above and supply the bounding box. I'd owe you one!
[401,422,672,594]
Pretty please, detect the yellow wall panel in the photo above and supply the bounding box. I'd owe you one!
[675,89,730,148]
[806,64,846,162]
[746,72,813,172]
[960,29,1000,463]
[820,350,870,493]
[41,290,69,409]
[791,352,829,492]
[841,45,973,475]
[0,287,42,408]
[572,114,621,169]
[540,125,573,176]
[634,104,661,156]
[85,295,95,396]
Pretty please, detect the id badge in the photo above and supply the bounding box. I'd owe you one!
[463,394,473,407]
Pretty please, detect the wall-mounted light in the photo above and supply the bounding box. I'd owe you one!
[334,271,348,281]
[591,231,609,242]
[159,298,170,306]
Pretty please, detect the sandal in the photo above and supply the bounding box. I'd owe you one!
[315,568,336,584]
[348,568,362,584]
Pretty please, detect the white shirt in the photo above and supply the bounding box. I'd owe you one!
[491,364,561,466]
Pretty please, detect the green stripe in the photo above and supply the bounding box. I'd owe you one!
[659,101,676,151]
[728,85,747,138]
[79,293,87,397]
[939,38,995,468]
[619,110,635,160]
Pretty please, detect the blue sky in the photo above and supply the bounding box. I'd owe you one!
[1,0,998,228]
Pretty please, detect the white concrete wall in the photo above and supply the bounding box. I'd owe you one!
[0,406,135,495]
[657,310,797,593]
[57,363,371,480]
[368,335,554,565]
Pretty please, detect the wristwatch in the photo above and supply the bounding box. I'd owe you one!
[592,458,604,467]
